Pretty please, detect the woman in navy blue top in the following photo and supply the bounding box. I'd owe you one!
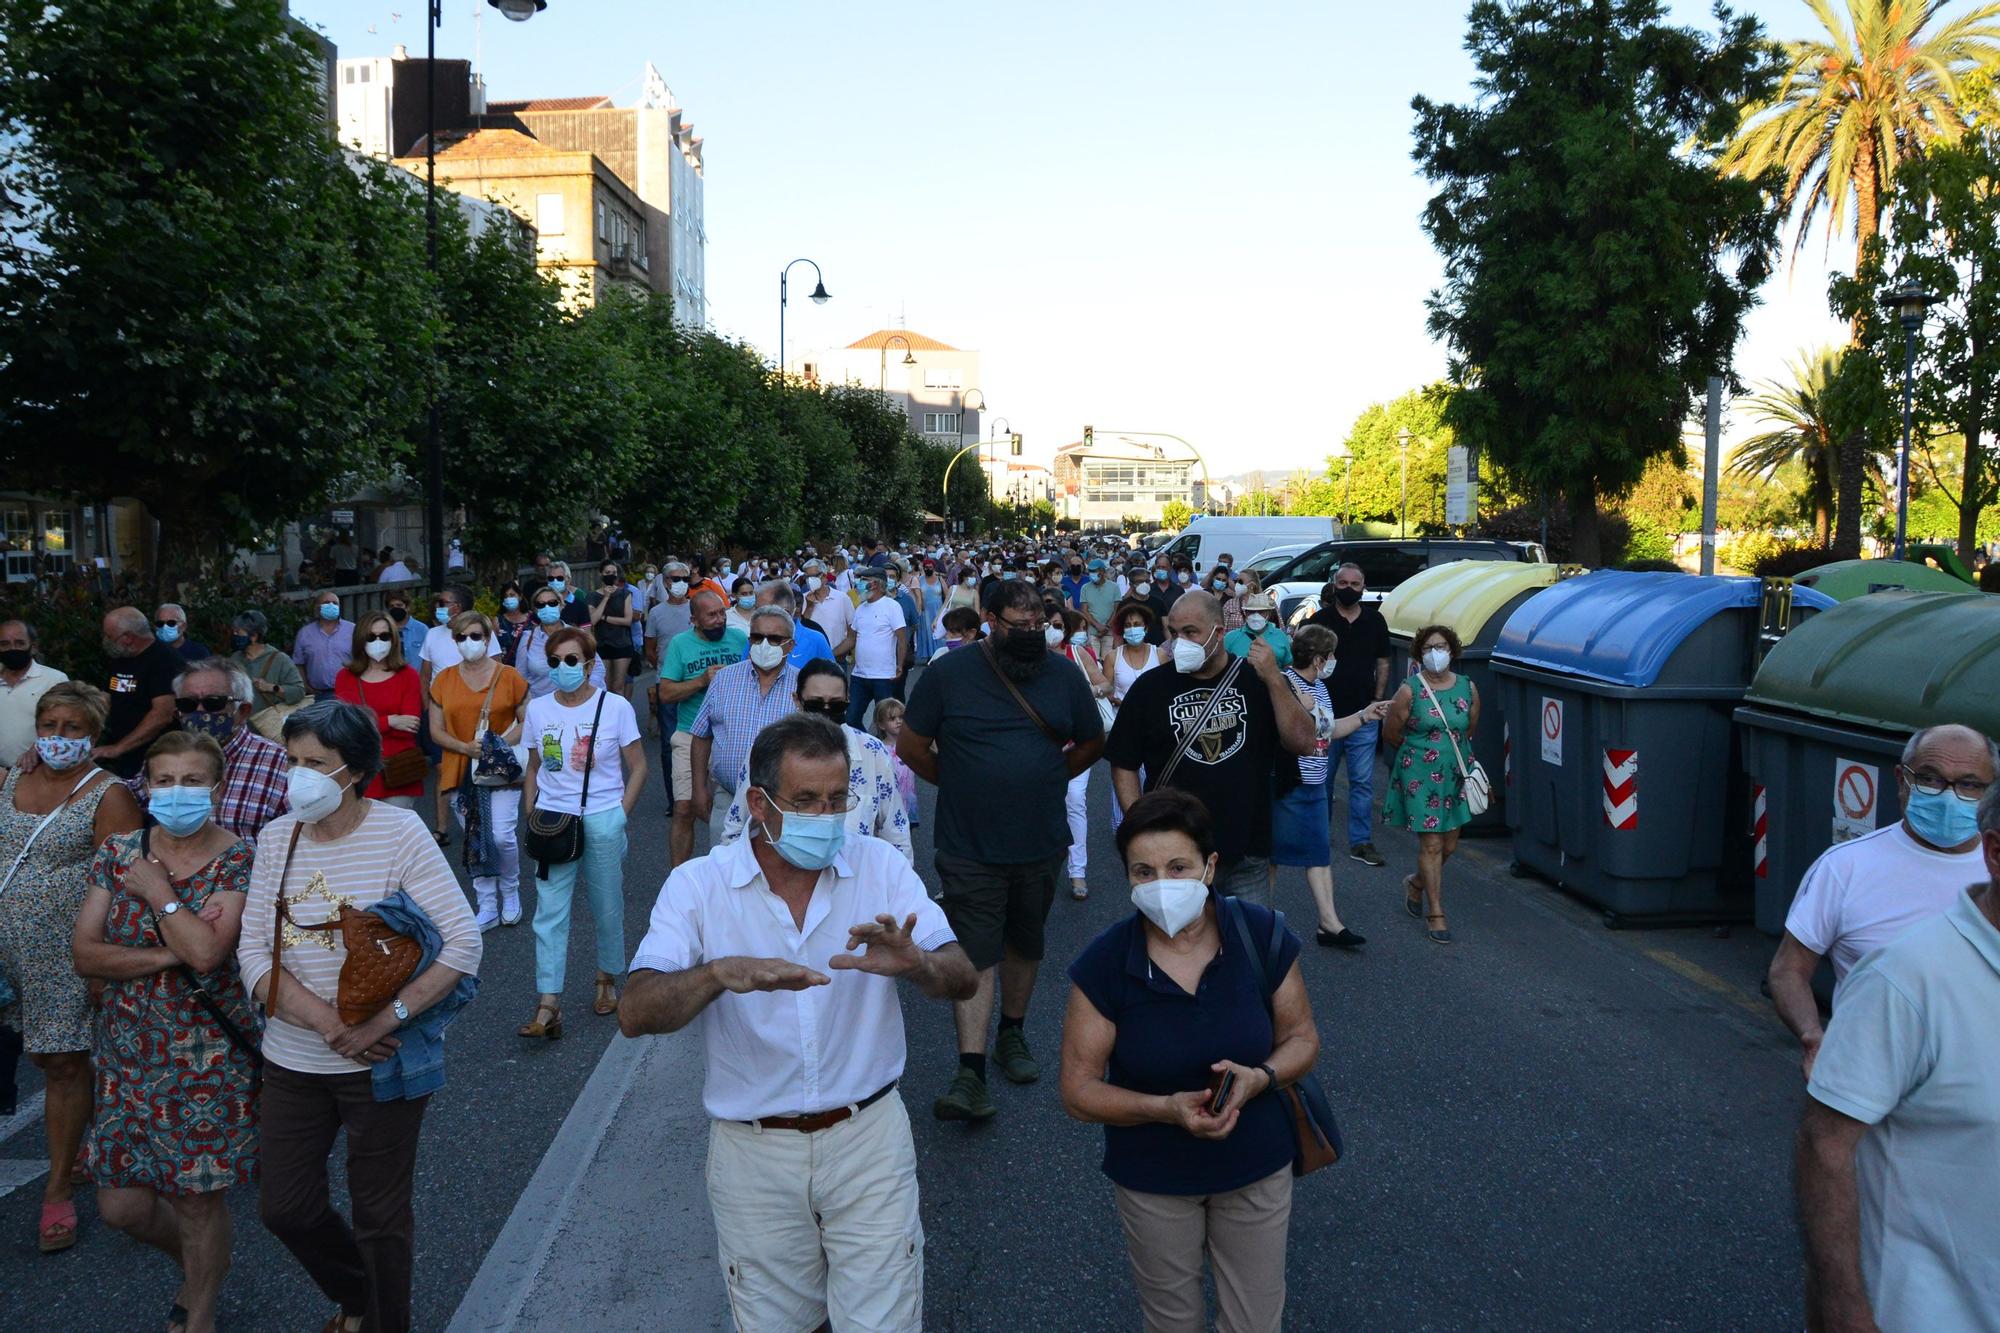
[1060,789,1320,1333]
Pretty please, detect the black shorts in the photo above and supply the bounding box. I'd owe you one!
[934,851,1064,971]
[598,643,637,662]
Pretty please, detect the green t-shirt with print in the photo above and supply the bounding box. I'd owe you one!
[663,627,749,732]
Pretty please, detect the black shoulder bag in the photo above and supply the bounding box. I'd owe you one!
[1224,896,1341,1174]
[522,687,608,880]
[140,829,265,1082]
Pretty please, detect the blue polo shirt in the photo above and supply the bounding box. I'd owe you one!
[788,623,834,670]
[1067,900,1299,1196]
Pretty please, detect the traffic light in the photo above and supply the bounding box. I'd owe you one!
[1010,433,1023,457]
[1083,424,1094,448]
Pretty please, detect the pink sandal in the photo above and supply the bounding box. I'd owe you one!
[38,1197,77,1253]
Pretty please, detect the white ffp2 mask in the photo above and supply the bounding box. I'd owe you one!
[1131,877,1210,937]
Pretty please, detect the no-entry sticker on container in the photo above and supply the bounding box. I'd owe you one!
[1831,758,1878,844]
[1540,698,1563,766]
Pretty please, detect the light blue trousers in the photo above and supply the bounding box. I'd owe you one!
[531,805,628,995]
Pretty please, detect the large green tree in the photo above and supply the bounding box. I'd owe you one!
[1729,346,1847,545]
[1413,0,1781,564]
[0,0,428,586]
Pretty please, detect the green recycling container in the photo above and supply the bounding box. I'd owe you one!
[1792,558,1972,601]
[1735,591,2000,937]
[1381,560,1561,834]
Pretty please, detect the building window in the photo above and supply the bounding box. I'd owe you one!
[597,200,609,242]
[923,412,961,435]
[536,193,565,236]
[358,65,370,83]
[343,67,355,84]
[923,368,963,390]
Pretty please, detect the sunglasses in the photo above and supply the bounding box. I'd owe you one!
[364,631,393,644]
[453,633,487,645]
[800,698,848,716]
[546,653,587,668]
[747,632,789,646]
[154,620,183,631]
[174,695,233,714]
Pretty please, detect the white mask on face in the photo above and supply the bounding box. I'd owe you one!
[748,640,786,670]
[1171,630,1213,673]
[1244,614,1268,634]
[1043,625,1065,647]
[1131,876,1211,937]
[805,576,823,592]
[669,580,689,597]
[286,764,350,824]
[364,638,392,662]
[1422,648,1451,674]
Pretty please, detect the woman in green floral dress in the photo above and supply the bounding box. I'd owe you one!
[1383,625,1480,944]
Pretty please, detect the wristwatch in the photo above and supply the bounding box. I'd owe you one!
[158,900,181,918]
[390,999,410,1023]
[1256,1062,1279,1095]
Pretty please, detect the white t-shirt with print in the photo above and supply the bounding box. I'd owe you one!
[850,596,907,680]
[1783,821,1986,983]
[523,687,641,816]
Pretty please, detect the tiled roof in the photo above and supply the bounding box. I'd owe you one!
[846,329,959,351]
[402,127,565,160]
[488,96,614,113]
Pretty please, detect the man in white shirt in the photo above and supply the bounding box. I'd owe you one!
[0,619,68,765]
[803,563,855,662]
[1768,724,1996,1077]
[846,566,908,730]
[621,713,975,1333]
[377,551,416,583]
[1796,787,2000,1333]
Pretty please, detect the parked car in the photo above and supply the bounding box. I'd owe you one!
[1238,542,1319,583]
[1266,538,1549,625]
[1151,516,1343,575]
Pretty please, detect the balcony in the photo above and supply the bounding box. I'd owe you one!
[604,241,642,280]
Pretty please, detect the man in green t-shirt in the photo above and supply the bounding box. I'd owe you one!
[1077,559,1123,660]
[660,590,747,866]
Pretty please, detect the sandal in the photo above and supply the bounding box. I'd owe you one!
[518,1002,563,1040]
[38,1197,77,1253]
[593,975,619,1017]
[1426,912,1453,945]
[320,1314,364,1333]
[167,1301,189,1333]
[1404,875,1423,919]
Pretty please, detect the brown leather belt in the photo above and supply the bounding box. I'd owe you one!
[751,1081,897,1133]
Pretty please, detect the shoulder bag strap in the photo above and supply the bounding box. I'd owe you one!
[474,664,503,737]
[979,637,1065,747]
[265,824,307,1022]
[1416,675,1472,781]
[0,768,105,899]
[142,826,264,1070]
[1156,657,1247,790]
[578,687,608,808]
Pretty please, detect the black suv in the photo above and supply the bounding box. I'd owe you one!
[1265,538,1546,624]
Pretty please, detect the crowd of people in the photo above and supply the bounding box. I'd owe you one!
[0,529,1993,1333]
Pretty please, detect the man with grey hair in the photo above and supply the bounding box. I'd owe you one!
[756,580,834,669]
[129,660,290,839]
[1769,723,1997,1078]
[691,606,800,846]
[0,618,67,766]
[1304,561,1393,866]
[96,606,182,779]
[151,602,212,663]
[1795,779,2000,1331]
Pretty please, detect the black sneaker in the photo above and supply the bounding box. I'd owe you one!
[933,1068,997,1121]
[1349,842,1386,867]
[994,1027,1041,1083]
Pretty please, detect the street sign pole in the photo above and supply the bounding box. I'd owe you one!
[1701,376,1721,576]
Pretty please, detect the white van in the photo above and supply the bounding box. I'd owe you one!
[1153,516,1341,575]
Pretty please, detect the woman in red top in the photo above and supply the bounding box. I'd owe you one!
[333,612,426,807]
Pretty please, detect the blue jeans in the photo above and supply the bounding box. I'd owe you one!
[847,674,900,730]
[1327,720,1379,847]
[531,806,628,995]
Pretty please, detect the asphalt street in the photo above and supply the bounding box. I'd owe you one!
[1,685,1813,1331]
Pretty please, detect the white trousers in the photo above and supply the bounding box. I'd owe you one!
[706,1091,924,1333]
[1065,768,1091,880]
[454,787,521,913]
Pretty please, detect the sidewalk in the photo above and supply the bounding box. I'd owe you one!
[446,1028,729,1332]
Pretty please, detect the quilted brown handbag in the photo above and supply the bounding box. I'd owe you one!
[268,826,423,1027]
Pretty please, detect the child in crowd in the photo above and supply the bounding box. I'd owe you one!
[873,698,920,829]
[928,605,983,663]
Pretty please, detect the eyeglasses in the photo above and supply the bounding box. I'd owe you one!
[995,615,1045,633]
[747,632,790,646]
[1900,766,1991,802]
[547,653,587,668]
[174,695,234,714]
[364,631,393,644]
[762,788,852,816]
[800,698,848,716]
[453,634,487,645]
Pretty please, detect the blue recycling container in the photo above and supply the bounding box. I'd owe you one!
[1489,572,1835,925]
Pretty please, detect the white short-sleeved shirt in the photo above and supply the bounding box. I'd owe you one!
[630,833,955,1121]
[850,596,907,680]
[0,660,69,766]
[522,687,641,816]
[808,589,852,651]
[1807,888,2000,1332]
[419,622,457,670]
[1783,822,1985,983]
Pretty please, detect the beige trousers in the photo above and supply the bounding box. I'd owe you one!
[1113,1166,1293,1333]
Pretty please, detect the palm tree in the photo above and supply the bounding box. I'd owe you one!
[1731,349,1845,545]
[1722,0,2000,278]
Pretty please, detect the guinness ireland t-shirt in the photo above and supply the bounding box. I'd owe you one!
[1103,662,1278,862]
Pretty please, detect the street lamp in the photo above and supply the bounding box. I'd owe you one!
[879,334,915,391]
[778,258,830,379]
[1396,428,1412,538]
[427,0,547,591]
[1881,276,1936,561]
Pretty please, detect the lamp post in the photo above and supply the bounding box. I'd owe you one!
[422,0,547,592]
[942,411,1007,535]
[879,334,914,392]
[777,258,830,379]
[1396,428,1412,538]
[1882,276,1936,562]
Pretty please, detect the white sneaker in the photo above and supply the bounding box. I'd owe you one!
[500,893,522,926]
[474,906,500,932]
[1070,878,1089,901]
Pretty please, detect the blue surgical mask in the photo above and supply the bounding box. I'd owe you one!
[147,786,213,837]
[536,606,560,625]
[434,606,451,625]
[761,795,847,871]
[1123,626,1147,645]
[552,662,587,692]
[548,579,567,593]
[736,595,755,610]
[1070,631,1088,647]
[156,623,182,644]
[318,603,340,621]
[503,596,520,611]
[1904,787,1982,848]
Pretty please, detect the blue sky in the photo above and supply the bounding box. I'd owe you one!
[296,0,1849,478]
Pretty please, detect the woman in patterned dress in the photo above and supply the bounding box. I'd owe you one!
[0,681,142,1253]
[73,732,255,1333]
[1382,624,1480,944]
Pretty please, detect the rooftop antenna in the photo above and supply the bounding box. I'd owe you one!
[473,4,483,80]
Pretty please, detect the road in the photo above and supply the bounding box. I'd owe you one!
[1,708,1811,1330]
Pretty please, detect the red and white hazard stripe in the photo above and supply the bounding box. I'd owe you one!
[1753,784,1768,878]
[1602,748,1638,829]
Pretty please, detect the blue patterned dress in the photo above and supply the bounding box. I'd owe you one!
[1383,673,1475,835]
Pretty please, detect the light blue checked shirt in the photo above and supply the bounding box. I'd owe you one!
[689,659,800,792]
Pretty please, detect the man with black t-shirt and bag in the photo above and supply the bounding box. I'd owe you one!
[1105,591,1320,908]
[900,579,1104,1123]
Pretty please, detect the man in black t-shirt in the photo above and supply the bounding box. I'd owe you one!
[96,607,181,778]
[1305,564,1394,865]
[1105,591,1319,908]
[901,579,1104,1123]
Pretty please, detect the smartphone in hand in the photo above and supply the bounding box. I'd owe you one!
[1205,1067,1237,1116]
